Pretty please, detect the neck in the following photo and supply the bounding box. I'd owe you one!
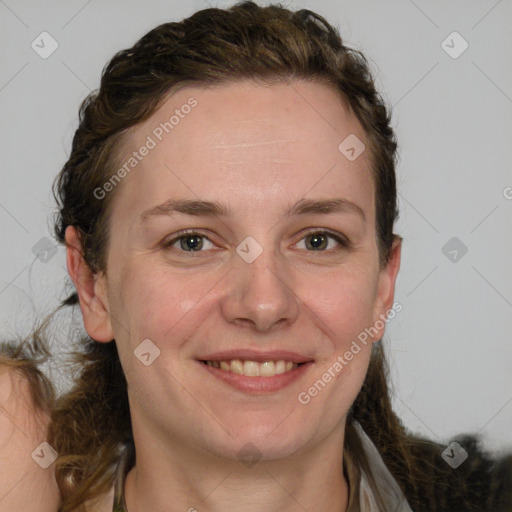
[124,423,349,512]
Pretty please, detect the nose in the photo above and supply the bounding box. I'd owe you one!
[221,244,300,333]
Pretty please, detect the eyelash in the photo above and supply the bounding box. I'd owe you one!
[161,229,350,255]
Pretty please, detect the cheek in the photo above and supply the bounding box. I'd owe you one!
[301,265,378,349]
[108,267,201,388]
[121,272,195,341]
[111,252,379,355]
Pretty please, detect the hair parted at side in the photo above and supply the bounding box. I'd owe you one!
[36,2,511,511]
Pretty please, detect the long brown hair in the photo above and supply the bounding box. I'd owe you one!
[29,2,509,511]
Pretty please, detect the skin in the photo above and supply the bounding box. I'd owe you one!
[0,365,60,511]
[66,79,401,512]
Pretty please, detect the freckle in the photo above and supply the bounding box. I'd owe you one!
[180,299,195,312]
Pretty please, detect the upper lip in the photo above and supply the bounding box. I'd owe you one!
[199,349,314,364]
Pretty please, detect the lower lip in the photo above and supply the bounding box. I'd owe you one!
[198,361,313,393]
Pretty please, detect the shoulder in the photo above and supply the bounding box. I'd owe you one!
[0,362,60,512]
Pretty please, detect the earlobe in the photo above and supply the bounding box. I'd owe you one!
[371,236,402,341]
[64,226,114,343]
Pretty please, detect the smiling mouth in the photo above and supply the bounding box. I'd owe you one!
[200,359,303,377]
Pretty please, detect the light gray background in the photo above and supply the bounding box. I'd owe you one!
[1,0,511,453]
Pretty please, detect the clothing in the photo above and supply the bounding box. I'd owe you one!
[351,422,412,512]
[110,421,412,511]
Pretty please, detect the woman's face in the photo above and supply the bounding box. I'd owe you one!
[82,79,400,461]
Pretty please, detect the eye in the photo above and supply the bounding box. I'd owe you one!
[296,230,349,252]
[162,230,215,253]
[162,229,350,255]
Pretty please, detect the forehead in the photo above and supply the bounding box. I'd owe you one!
[110,79,374,223]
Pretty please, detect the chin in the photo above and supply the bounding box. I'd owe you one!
[210,419,317,463]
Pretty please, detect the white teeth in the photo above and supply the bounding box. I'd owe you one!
[275,360,286,374]
[204,359,299,377]
[244,360,260,376]
[259,361,275,377]
[230,359,244,375]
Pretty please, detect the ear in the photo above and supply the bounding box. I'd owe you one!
[370,236,402,342]
[65,226,114,343]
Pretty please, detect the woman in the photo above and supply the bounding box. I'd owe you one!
[1,2,510,511]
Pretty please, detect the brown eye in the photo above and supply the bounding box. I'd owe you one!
[178,234,204,252]
[162,231,215,253]
[298,231,348,252]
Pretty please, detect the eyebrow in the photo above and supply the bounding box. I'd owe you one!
[140,197,366,224]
